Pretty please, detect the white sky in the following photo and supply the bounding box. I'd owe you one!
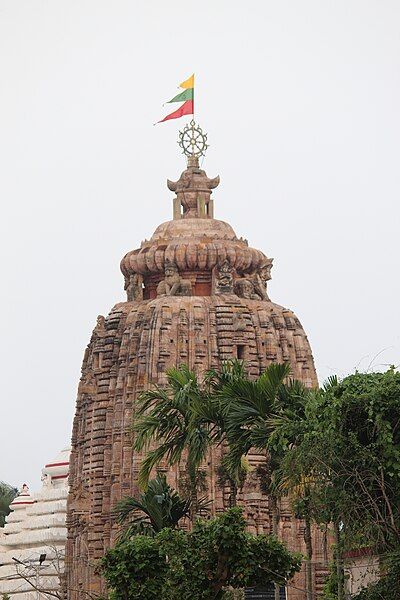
[1,0,399,489]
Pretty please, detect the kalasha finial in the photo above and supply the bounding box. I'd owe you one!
[178,120,209,162]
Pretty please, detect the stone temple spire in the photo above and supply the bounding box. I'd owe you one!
[167,120,219,219]
[66,122,322,599]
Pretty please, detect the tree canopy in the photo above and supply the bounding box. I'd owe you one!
[274,369,400,550]
[101,507,301,600]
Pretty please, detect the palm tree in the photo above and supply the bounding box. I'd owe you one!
[132,365,210,520]
[0,482,17,527]
[193,360,250,507]
[217,362,291,600]
[219,362,291,511]
[114,474,191,538]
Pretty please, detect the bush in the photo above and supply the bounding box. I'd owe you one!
[101,508,301,600]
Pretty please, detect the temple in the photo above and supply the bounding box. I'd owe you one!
[66,127,327,599]
[0,448,70,599]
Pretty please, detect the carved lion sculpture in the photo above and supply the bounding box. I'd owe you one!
[234,260,273,301]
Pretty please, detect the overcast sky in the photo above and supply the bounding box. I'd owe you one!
[1,0,399,489]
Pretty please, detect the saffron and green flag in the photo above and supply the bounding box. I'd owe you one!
[158,74,194,123]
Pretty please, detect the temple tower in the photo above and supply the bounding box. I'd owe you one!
[0,448,70,599]
[66,129,324,599]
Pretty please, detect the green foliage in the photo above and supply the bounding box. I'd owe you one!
[132,365,211,517]
[133,365,208,486]
[114,474,192,538]
[0,482,18,527]
[217,362,291,485]
[274,369,400,549]
[101,507,301,600]
[129,363,400,598]
[2,594,11,600]
[102,534,168,600]
[321,561,339,600]
[268,368,400,599]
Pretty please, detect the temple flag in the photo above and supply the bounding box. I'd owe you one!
[157,74,194,123]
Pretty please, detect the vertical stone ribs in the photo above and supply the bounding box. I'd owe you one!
[67,305,130,596]
[67,298,317,598]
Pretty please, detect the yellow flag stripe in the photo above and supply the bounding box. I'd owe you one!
[179,73,195,89]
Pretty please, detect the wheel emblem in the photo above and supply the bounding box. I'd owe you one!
[178,120,209,158]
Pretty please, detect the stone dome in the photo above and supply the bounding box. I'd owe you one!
[120,159,273,299]
[150,216,237,241]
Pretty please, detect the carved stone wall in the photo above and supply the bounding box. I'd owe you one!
[66,160,327,599]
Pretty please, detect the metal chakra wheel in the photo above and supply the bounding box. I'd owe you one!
[178,120,209,158]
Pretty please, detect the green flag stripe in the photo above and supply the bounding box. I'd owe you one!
[167,88,194,103]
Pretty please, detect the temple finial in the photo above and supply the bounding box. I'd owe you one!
[168,120,217,219]
[178,120,209,165]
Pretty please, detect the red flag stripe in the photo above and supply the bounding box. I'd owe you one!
[158,99,194,123]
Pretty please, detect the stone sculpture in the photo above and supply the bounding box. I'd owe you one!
[212,260,234,294]
[156,260,192,297]
[94,314,106,333]
[124,273,144,302]
[252,260,273,300]
[234,261,273,301]
[234,277,256,299]
[167,153,219,219]
[41,473,51,487]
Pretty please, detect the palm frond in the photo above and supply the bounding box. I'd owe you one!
[138,445,173,489]
[258,362,291,402]
[204,359,247,391]
[222,428,253,484]
[323,374,339,392]
[114,475,191,538]
[132,364,212,493]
